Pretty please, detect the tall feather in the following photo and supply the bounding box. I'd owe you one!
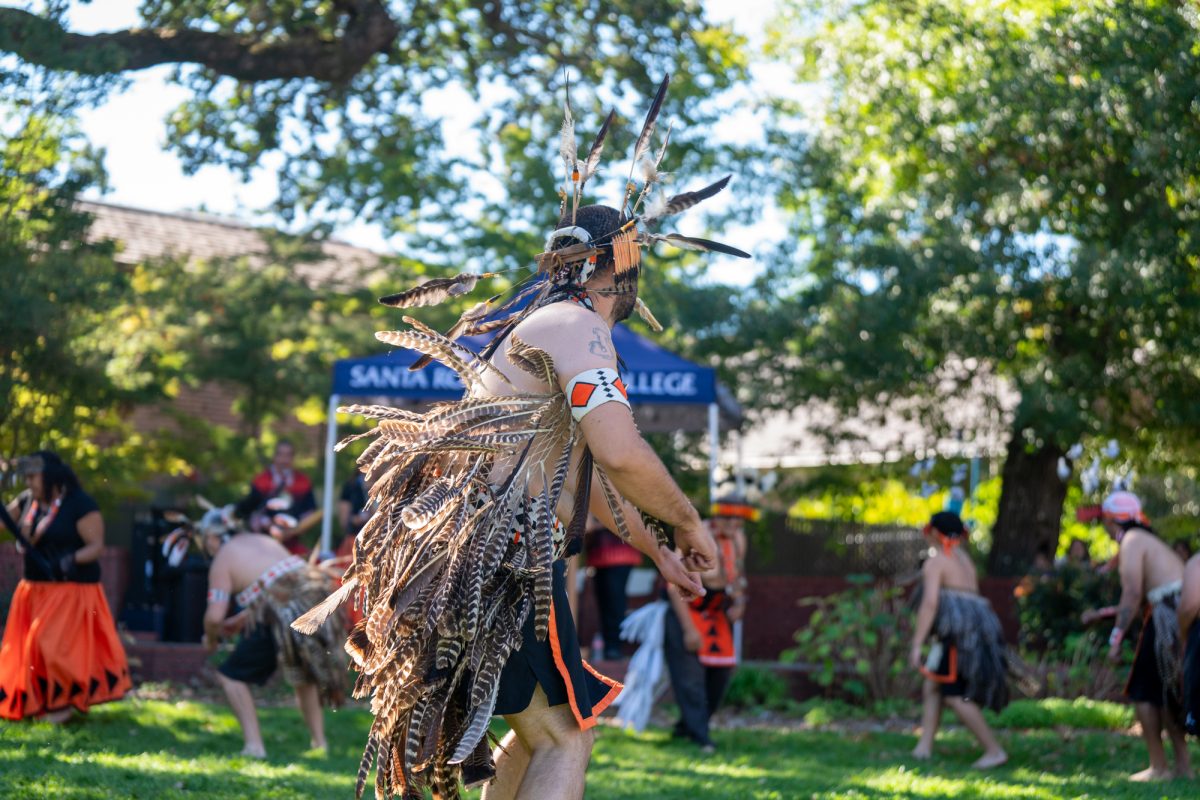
[641,175,732,223]
[579,108,616,192]
[623,75,670,212]
[643,232,752,259]
[379,273,497,309]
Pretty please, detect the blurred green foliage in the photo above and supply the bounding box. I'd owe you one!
[782,575,918,703]
[754,0,1200,572]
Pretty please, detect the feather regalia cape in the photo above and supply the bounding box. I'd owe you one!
[295,323,641,799]
[294,74,750,800]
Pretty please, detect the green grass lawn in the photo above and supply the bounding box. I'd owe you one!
[1,698,1198,799]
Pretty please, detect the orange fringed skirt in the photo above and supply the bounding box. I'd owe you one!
[0,580,132,720]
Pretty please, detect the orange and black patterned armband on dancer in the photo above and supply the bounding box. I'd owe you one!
[566,368,630,422]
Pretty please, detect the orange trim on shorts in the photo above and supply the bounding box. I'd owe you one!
[547,601,591,730]
[582,660,623,717]
[919,645,959,685]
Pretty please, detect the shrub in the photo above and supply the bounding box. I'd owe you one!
[724,665,790,710]
[1016,564,1119,653]
[782,574,918,704]
[989,698,1133,731]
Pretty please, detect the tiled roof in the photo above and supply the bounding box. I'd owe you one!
[79,200,383,287]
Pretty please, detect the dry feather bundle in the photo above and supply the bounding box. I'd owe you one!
[294,322,640,799]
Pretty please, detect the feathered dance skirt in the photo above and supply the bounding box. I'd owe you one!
[0,580,131,720]
[239,558,348,705]
[1125,581,1184,723]
[924,588,1009,712]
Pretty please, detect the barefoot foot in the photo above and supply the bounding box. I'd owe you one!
[1129,767,1171,782]
[972,750,1008,770]
[240,745,267,759]
[911,746,933,761]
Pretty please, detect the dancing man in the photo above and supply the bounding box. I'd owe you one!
[203,513,346,758]
[294,75,749,799]
[910,511,1009,769]
[1090,491,1190,780]
[663,497,752,752]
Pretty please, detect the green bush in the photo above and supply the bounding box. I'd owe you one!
[724,666,790,710]
[782,575,918,704]
[1015,564,1120,654]
[989,698,1133,731]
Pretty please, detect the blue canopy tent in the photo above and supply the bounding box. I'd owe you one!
[319,326,742,551]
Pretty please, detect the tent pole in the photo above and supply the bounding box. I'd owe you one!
[707,402,719,505]
[320,393,339,555]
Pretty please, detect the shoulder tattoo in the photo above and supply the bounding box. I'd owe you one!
[587,326,614,359]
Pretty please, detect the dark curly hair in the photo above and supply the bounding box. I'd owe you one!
[25,450,82,499]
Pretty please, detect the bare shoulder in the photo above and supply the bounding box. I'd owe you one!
[515,302,616,380]
[922,553,945,580]
[208,543,233,578]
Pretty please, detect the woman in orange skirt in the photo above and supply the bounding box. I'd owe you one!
[0,451,131,722]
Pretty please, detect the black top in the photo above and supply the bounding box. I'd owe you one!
[17,489,102,583]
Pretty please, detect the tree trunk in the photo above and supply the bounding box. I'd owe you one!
[986,431,1068,577]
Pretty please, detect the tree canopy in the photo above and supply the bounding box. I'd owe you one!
[757,0,1200,572]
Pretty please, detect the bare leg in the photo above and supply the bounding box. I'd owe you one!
[912,678,942,759]
[216,672,266,757]
[944,697,1007,768]
[1164,713,1193,778]
[501,686,594,800]
[1129,703,1172,780]
[482,729,530,800]
[293,682,327,751]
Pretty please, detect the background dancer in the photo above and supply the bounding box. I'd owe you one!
[204,519,346,758]
[910,511,1008,769]
[1088,491,1190,780]
[236,439,320,555]
[0,451,131,722]
[662,498,751,753]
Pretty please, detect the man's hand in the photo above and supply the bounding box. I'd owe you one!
[675,519,717,573]
[654,545,705,601]
[1107,641,1123,663]
[684,626,703,653]
[909,643,923,670]
[202,632,219,654]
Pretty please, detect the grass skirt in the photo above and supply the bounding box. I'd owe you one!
[0,580,131,720]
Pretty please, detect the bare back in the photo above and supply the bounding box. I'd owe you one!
[930,547,979,595]
[1119,528,1185,598]
[210,533,293,594]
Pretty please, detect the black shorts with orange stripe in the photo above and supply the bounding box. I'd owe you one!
[493,559,622,729]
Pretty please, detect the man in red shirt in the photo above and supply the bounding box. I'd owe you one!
[236,440,320,556]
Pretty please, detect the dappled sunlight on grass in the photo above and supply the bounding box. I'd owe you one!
[2,699,1199,798]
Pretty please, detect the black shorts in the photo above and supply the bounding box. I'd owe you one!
[1126,616,1164,706]
[933,642,967,699]
[493,560,621,729]
[218,624,278,686]
[1185,629,1200,736]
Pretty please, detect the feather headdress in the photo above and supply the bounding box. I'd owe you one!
[390,74,749,368]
